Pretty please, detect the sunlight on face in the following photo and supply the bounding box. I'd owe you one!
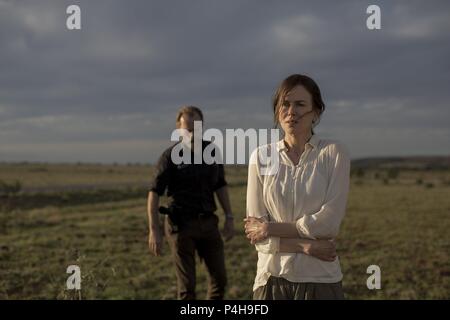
[278,85,315,136]
[178,112,202,132]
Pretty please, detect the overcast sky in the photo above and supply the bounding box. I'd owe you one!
[1,0,449,163]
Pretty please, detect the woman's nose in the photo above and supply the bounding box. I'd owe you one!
[287,105,296,116]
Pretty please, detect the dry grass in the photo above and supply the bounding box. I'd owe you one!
[0,164,449,299]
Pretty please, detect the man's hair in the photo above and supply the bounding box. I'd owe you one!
[176,106,204,125]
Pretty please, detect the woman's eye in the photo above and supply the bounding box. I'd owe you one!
[281,101,305,108]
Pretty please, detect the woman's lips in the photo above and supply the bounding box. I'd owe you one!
[286,119,298,125]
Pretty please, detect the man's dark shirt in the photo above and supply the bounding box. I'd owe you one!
[150,140,227,213]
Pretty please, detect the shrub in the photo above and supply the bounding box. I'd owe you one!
[0,180,22,196]
[387,168,400,180]
[351,168,365,178]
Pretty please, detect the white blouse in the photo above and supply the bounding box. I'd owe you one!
[246,135,351,291]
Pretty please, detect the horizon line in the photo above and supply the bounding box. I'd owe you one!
[1,153,449,166]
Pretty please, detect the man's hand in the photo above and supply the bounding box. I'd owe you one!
[244,217,269,244]
[304,239,337,262]
[148,229,163,256]
[222,217,235,242]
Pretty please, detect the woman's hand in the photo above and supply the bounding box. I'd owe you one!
[244,217,269,244]
[303,239,337,262]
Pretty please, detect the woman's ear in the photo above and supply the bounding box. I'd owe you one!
[312,110,319,124]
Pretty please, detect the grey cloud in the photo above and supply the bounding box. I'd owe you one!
[1,0,449,162]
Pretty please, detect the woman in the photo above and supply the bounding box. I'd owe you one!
[245,74,350,300]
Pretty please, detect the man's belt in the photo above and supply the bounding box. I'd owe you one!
[159,205,214,233]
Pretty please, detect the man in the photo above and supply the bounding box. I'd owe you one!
[147,106,234,300]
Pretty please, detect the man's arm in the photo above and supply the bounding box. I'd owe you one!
[215,186,234,241]
[148,149,171,256]
[215,186,233,218]
[148,191,163,256]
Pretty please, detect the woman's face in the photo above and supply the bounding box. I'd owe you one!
[278,85,316,136]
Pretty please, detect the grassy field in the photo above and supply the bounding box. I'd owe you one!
[0,163,449,299]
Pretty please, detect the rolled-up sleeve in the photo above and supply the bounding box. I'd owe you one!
[207,143,227,191]
[213,164,228,191]
[247,149,280,254]
[295,143,351,239]
[149,150,171,196]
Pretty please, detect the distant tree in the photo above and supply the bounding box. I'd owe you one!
[354,168,365,178]
[387,168,400,180]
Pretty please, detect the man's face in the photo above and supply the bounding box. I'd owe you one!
[178,112,202,133]
[178,113,203,146]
